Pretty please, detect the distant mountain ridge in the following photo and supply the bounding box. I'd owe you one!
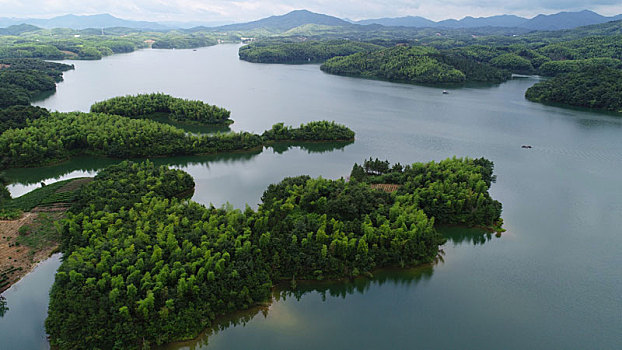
[1,9,621,33]
[357,10,622,30]
[203,9,352,32]
[0,13,169,30]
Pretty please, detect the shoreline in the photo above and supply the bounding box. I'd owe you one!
[0,212,61,294]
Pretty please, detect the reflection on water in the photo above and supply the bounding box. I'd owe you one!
[267,140,354,154]
[0,296,7,318]
[438,226,498,246]
[0,254,62,350]
[161,265,434,350]
[5,142,353,192]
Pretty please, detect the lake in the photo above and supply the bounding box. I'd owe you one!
[1,44,621,349]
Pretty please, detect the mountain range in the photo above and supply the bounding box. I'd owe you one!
[356,10,622,31]
[0,14,169,30]
[0,9,621,33]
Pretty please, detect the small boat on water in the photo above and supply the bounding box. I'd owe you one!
[521,145,533,149]
[442,90,449,94]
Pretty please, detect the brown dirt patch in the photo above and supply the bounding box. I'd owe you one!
[60,50,78,57]
[0,212,61,293]
[370,184,401,193]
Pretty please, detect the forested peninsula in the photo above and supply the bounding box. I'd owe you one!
[0,112,354,169]
[45,157,502,348]
[525,67,622,113]
[0,58,73,108]
[320,46,511,84]
[238,39,383,63]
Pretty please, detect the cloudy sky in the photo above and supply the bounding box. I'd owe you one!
[1,0,621,23]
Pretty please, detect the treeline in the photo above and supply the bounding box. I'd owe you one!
[238,40,383,63]
[46,157,501,348]
[90,93,232,125]
[0,58,73,108]
[321,45,510,84]
[151,34,217,49]
[525,67,622,113]
[0,36,146,60]
[0,112,354,169]
[0,31,219,61]
[538,57,622,76]
[262,121,355,141]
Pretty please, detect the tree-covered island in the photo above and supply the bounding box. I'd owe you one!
[45,157,502,348]
[90,93,233,125]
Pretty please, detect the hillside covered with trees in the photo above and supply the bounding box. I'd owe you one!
[0,58,73,108]
[525,67,622,113]
[320,46,511,84]
[46,157,501,348]
[238,39,382,63]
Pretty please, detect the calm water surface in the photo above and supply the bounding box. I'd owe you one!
[1,44,621,349]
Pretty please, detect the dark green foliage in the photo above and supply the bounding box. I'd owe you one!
[0,58,73,108]
[46,159,501,349]
[489,53,535,74]
[434,54,511,83]
[0,105,50,133]
[525,67,622,112]
[262,121,355,141]
[90,93,232,125]
[0,112,263,169]
[238,40,383,63]
[0,111,353,169]
[320,45,510,84]
[0,87,29,108]
[538,58,622,76]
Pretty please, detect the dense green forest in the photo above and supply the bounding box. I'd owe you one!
[0,58,73,108]
[538,57,622,76]
[0,105,50,132]
[45,157,501,348]
[238,40,383,63]
[151,34,217,49]
[262,121,355,141]
[320,46,511,84]
[350,157,502,227]
[0,111,354,169]
[90,93,232,125]
[525,67,622,113]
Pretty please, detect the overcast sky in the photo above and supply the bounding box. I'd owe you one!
[1,0,621,23]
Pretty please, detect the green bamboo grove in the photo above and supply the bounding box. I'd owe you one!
[0,111,354,169]
[90,93,233,125]
[45,158,502,349]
